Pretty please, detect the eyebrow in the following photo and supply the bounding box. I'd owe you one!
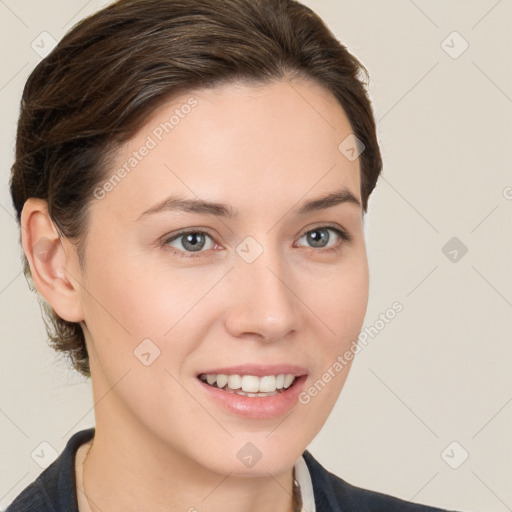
[136,187,361,221]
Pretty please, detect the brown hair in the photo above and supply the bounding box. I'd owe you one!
[10,0,383,377]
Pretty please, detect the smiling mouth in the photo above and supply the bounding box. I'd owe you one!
[198,373,298,397]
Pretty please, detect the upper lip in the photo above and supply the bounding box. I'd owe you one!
[197,364,308,378]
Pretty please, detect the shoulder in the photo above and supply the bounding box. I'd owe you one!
[6,428,95,512]
[4,481,49,512]
[302,450,465,512]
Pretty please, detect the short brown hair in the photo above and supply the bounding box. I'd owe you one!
[10,0,383,377]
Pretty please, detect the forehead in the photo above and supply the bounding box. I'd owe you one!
[96,78,361,219]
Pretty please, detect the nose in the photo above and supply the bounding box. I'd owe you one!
[223,250,301,343]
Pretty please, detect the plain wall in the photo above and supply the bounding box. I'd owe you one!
[1,1,511,510]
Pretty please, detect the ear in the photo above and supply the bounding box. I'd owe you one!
[20,198,85,323]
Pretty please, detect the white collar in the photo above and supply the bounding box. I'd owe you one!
[294,455,316,512]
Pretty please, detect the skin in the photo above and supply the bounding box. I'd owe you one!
[21,77,369,512]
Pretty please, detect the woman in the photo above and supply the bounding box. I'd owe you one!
[7,0,467,511]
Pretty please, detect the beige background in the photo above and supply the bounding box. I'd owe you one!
[1,1,511,511]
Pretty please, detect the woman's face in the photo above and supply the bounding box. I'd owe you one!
[77,77,369,476]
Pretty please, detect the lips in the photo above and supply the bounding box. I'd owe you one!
[195,364,308,418]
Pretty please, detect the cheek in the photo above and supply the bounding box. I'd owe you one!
[294,260,368,423]
[81,258,205,421]
[81,253,228,385]
[304,251,369,341]
[84,254,201,338]
[297,250,369,399]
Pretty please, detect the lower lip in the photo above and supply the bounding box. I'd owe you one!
[197,375,308,419]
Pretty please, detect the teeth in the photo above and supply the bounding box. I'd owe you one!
[283,374,295,388]
[216,374,228,388]
[227,374,241,390]
[200,373,297,393]
[241,375,260,393]
[259,375,276,393]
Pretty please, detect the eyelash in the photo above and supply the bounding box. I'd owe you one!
[161,225,352,259]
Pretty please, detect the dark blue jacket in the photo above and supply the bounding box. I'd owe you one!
[6,428,464,511]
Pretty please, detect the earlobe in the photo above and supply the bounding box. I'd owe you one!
[20,198,85,323]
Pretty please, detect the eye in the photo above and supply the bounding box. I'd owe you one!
[295,226,351,252]
[163,230,218,258]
